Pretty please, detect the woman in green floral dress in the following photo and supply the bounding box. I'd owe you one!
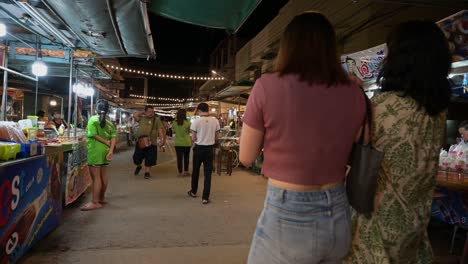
[345,20,452,263]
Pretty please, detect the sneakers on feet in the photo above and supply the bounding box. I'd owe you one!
[187,191,198,198]
[134,166,142,175]
[144,173,151,179]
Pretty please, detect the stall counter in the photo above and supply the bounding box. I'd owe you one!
[45,140,91,206]
[0,153,62,263]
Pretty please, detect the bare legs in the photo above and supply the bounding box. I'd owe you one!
[81,165,108,211]
[100,166,108,204]
[90,166,102,204]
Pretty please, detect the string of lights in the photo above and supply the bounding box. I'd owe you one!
[130,94,200,102]
[135,102,184,107]
[106,65,225,81]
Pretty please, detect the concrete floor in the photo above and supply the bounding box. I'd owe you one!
[20,144,267,264]
[18,142,464,264]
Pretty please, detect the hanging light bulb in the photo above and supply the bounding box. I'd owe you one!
[32,59,48,77]
[0,23,6,37]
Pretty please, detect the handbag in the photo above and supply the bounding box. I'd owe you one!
[346,91,384,215]
[138,117,155,149]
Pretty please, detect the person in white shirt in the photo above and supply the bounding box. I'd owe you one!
[187,103,220,204]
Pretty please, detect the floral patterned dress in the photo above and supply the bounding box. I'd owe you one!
[345,92,446,264]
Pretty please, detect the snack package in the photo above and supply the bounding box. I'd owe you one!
[0,122,28,143]
[454,145,468,172]
[439,149,450,170]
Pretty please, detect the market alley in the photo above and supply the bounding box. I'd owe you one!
[20,143,267,264]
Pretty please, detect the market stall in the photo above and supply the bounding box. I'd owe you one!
[0,121,62,263]
[109,107,133,150]
[216,128,240,176]
[0,0,157,262]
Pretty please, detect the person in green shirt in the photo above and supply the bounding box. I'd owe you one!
[81,99,116,211]
[173,109,192,176]
[133,105,166,179]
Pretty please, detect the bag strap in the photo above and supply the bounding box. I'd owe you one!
[150,117,156,136]
[358,88,372,144]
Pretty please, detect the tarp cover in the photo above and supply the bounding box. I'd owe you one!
[148,0,262,32]
[44,0,154,56]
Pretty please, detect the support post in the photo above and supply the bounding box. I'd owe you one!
[67,50,74,137]
[74,68,78,137]
[1,43,8,121]
[34,36,39,115]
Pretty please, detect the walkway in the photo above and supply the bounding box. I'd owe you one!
[18,143,460,263]
[21,143,267,264]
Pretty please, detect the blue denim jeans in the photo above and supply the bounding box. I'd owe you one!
[247,183,351,264]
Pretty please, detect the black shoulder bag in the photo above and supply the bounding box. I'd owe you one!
[346,91,384,216]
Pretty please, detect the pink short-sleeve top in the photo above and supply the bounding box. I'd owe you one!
[242,73,366,185]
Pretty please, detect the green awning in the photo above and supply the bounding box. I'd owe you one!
[148,0,262,32]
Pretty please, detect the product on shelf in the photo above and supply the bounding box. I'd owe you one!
[0,142,21,161]
[0,122,28,144]
[439,143,468,173]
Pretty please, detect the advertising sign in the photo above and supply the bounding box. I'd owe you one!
[438,10,468,62]
[65,141,91,205]
[0,154,62,264]
[341,10,468,82]
[341,44,386,82]
[65,164,91,205]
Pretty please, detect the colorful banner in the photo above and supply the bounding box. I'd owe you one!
[438,10,468,62]
[341,10,468,81]
[65,141,90,205]
[0,154,62,264]
[341,44,386,81]
[65,164,91,205]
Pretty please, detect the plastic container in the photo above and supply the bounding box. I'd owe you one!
[29,127,37,140]
[16,141,43,159]
[18,119,33,130]
[0,142,21,161]
[27,116,38,128]
[38,121,45,130]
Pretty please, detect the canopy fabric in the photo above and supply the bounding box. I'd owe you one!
[43,0,155,57]
[148,0,262,32]
[214,84,253,100]
[0,0,155,57]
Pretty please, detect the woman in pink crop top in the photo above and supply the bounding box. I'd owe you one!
[240,12,365,263]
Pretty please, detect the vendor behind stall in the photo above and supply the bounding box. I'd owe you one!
[459,120,468,145]
[36,110,48,122]
[48,111,68,129]
[0,96,13,120]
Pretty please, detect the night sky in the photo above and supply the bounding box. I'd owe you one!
[28,1,289,101]
[121,0,289,100]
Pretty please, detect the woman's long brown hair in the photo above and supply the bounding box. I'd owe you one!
[276,11,349,86]
[176,109,187,126]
